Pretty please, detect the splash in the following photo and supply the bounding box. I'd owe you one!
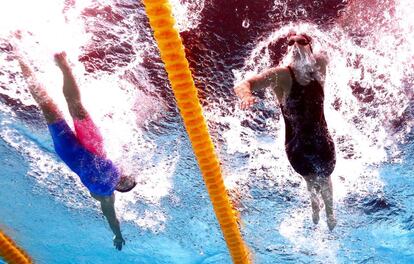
[170,0,206,31]
[225,1,413,261]
[229,18,411,198]
[0,0,413,263]
[0,0,90,55]
[0,0,172,231]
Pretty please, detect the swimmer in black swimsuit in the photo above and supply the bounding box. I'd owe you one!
[234,32,337,230]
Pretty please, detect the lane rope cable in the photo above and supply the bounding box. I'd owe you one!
[142,0,251,263]
[0,229,32,264]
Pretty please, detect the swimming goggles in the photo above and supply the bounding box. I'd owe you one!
[287,38,309,46]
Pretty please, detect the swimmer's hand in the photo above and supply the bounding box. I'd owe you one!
[113,235,125,250]
[240,95,258,109]
[234,81,258,109]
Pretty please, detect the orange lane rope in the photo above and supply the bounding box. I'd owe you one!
[142,0,251,263]
[0,230,32,264]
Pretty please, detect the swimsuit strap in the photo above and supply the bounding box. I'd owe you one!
[287,66,297,83]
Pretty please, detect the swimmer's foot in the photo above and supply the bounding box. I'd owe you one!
[17,58,33,79]
[13,48,34,80]
[54,52,71,72]
[312,208,320,224]
[327,214,337,231]
[9,31,24,60]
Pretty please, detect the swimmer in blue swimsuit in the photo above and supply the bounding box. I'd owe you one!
[234,32,337,230]
[16,49,136,249]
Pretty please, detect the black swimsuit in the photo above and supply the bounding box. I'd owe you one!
[280,66,336,178]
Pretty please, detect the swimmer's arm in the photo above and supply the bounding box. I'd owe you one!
[234,68,279,109]
[92,193,125,250]
[234,68,278,95]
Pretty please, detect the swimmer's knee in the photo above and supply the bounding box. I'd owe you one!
[305,177,321,193]
[67,101,88,120]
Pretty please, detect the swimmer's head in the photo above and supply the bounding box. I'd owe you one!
[287,31,313,54]
[115,175,137,193]
[283,31,317,74]
[268,31,313,66]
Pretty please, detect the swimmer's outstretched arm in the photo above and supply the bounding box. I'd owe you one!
[234,67,281,109]
[91,193,125,250]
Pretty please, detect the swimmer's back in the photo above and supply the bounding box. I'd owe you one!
[48,119,120,196]
[280,66,335,177]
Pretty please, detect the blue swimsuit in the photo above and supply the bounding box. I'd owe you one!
[48,120,120,196]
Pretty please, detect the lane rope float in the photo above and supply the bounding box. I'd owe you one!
[0,229,32,264]
[142,0,251,263]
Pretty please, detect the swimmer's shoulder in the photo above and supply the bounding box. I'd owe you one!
[269,67,292,101]
[275,66,291,77]
[315,53,329,71]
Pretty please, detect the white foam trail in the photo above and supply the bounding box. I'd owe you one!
[170,0,206,31]
[116,153,179,232]
[279,205,340,263]
[0,0,90,56]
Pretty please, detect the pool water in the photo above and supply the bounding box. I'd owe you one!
[1,0,414,263]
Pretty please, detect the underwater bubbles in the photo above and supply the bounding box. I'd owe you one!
[242,18,250,29]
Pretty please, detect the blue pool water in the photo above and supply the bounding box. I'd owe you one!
[0,127,230,264]
[1,119,414,263]
[1,0,414,263]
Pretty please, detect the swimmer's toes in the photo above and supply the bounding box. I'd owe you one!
[54,51,67,59]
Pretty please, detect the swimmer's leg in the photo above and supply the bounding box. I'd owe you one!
[54,52,88,120]
[306,178,320,225]
[320,176,336,230]
[55,52,107,156]
[17,57,63,124]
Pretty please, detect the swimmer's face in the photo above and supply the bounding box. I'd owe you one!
[287,35,312,59]
[284,33,317,74]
